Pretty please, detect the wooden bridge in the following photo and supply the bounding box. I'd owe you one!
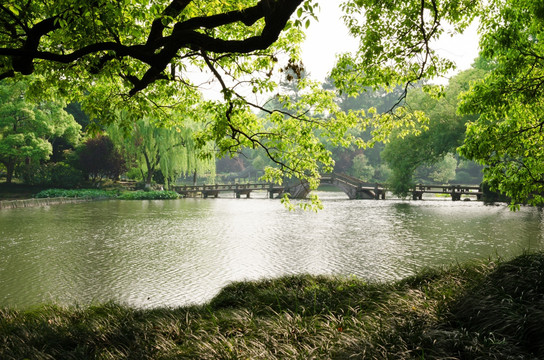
[171,173,482,201]
[172,182,284,199]
[411,184,482,201]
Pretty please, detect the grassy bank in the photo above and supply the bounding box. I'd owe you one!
[1,253,543,359]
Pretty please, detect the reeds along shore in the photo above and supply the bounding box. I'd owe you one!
[1,253,543,359]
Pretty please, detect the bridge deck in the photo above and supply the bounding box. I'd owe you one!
[172,183,283,198]
[170,175,482,201]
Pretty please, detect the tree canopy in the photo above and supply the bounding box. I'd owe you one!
[0,1,470,190]
[382,67,485,196]
[458,0,544,207]
[2,0,543,207]
[0,79,80,183]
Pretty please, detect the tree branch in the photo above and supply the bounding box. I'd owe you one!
[0,0,304,95]
[147,0,193,45]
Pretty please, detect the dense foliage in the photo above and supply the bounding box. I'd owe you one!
[34,188,117,199]
[458,0,544,207]
[1,0,543,205]
[0,79,80,183]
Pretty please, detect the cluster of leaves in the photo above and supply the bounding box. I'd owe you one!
[334,0,478,96]
[0,79,80,183]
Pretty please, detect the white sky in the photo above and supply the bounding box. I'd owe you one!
[301,2,481,83]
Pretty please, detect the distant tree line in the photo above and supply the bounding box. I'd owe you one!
[0,79,215,190]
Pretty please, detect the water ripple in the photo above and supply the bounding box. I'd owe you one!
[1,196,543,308]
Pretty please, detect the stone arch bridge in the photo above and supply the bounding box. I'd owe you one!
[285,173,385,199]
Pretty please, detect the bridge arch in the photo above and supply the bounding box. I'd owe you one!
[284,173,385,200]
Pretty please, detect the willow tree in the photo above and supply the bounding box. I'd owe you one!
[108,115,214,188]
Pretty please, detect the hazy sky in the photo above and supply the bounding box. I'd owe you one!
[301,2,481,83]
[199,4,481,102]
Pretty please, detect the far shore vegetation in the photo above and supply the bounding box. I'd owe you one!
[34,188,180,200]
[1,252,543,359]
[0,182,181,201]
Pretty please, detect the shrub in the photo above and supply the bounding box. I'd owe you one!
[118,190,179,200]
[16,162,50,186]
[48,162,84,189]
[35,189,116,199]
[34,189,179,200]
[16,162,84,188]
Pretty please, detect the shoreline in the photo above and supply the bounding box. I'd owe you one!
[0,196,93,209]
[1,252,542,359]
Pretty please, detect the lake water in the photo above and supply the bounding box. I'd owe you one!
[1,192,543,309]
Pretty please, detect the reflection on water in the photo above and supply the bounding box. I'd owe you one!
[1,192,543,309]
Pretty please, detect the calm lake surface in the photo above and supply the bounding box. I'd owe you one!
[1,191,543,309]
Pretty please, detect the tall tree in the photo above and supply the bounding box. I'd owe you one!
[458,1,544,207]
[381,67,486,196]
[0,79,80,183]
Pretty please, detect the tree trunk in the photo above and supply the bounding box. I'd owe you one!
[145,171,153,188]
[5,159,15,184]
[142,150,154,188]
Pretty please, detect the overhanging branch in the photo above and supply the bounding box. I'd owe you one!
[0,0,304,95]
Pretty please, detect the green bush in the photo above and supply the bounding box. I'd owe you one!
[35,189,116,199]
[16,162,50,186]
[16,162,84,188]
[34,189,180,200]
[118,190,179,200]
[48,162,84,189]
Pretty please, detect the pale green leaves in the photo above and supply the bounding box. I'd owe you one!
[294,0,318,29]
